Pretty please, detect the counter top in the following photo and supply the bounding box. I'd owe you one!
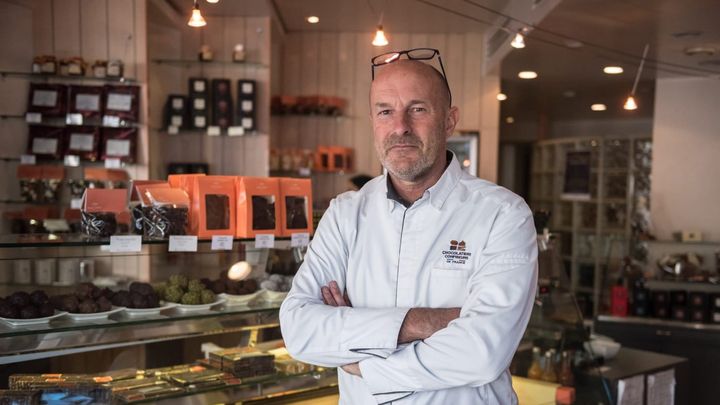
[597,315,720,332]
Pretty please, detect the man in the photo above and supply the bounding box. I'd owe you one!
[280,48,538,404]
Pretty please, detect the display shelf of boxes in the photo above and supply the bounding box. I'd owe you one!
[529,135,652,317]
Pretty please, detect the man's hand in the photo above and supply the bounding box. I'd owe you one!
[321,280,352,307]
[341,362,362,377]
[398,307,461,344]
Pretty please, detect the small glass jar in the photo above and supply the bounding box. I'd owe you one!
[107,59,124,78]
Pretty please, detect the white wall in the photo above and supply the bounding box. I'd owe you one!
[651,77,720,241]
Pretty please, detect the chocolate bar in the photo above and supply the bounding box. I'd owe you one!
[81,211,117,237]
[113,382,183,403]
[205,194,230,230]
[285,196,308,229]
[251,196,276,230]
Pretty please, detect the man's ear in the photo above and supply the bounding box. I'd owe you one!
[445,106,460,138]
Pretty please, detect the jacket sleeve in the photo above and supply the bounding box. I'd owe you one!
[280,198,410,368]
[358,200,538,393]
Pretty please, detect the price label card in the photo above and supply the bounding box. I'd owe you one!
[66,113,83,125]
[211,235,234,251]
[20,154,36,165]
[64,154,80,167]
[169,235,198,252]
[25,112,42,123]
[227,126,244,136]
[291,233,310,247]
[167,125,179,135]
[207,126,221,136]
[109,235,142,252]
[255,234,275,249]
[105,158,122,168]
[70,198,83,209]
[103,115,121,127]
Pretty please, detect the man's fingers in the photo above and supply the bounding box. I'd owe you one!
[321,286,336,306]
[343,290,352,307]
[329,281,346,306]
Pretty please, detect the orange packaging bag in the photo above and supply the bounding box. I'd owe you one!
[169,173,206,234]
[279,178,313,236]
[235,177,281,238]
[314,146,331,172]
[192,176,236,238]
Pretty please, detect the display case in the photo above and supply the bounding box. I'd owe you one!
[0,236,338,403]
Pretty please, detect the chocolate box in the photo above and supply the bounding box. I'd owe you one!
[69,85,104,120]
[279,178,313,236]
[235,177,281,238]
[103,85,140,122]
[65,126,100,161]
[27,125,65,160]
[101,127,137,163]
[27,83,67,116]
[191,176,236,238]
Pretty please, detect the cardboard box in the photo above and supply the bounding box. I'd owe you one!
[314,146,331,172]
[279,178,313,236]
[235,177,281,238]
[191,176,236,238]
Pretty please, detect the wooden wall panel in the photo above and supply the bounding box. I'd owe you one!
[80,0,108,62]
[31,0,53,55]
[52,0,81,58]
[107,0,136,77]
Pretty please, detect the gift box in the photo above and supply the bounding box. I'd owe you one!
[101,128,137,163]
[191,176,236,238]
[164,94,188,129]
[103,85,140,123]
[27,126,66,160]
[314,146,331,172]
[235,177,281,238]
[279,178,313,237]
[27,83,67,117]
[66,126,100,161]
[211,79,233,129]
[69,85,104,120]
[329,146,354,172]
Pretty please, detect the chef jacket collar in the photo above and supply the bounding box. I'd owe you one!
[384,150,462,212]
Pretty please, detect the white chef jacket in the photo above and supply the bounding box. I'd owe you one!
[280,152,538,404]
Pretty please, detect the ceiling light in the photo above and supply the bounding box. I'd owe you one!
[206,0,219,3]
[306,16,319,24]
[506,116,515,124]
[518,71,537,79]
[372,25,389,47]
[591,104,607,111]
[603,66,624,74]
[684,45,717,56]
[188,1,206,27]
[497,93,507,101]
[511,33,525,49]
[623,96,638,110]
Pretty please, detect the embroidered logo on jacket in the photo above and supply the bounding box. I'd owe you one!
[443,240,471,264]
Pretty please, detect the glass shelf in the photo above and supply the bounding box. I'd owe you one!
[0,70,137,84]
[152,59,267,69]
[0,233,292,249]
[0,301,281,364]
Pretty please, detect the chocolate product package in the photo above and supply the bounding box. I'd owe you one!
[69,85,104,120]
[188,78,208,96]
[27,83,67,116]
[101,128,137,163]
[81,188,128,237]
[235,177,281,238]
[144,364,206,378]
[113,383,184,403]
[211,79,233,128]
[279,178,313,236]
[16,165,65,204]
[103,85,140,122]
[65,126,100,161]
[0,389,41,405]
[27,125,65,160]
[284,196,308,229]
[104,376,164,393]
[192,176,236,238]
[143,188,190,238]
[252,196,276,230]
[205,195,229,230]
[164,94,188,129]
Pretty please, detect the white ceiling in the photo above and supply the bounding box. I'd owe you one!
[167,0,720,122]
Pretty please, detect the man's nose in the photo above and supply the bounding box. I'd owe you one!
[391,112,411,136]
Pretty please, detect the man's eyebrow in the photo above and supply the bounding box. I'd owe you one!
[373,102,393,108]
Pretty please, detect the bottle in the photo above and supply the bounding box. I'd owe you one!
[527,347,543,380]
[541,350,557,382]
[558,350,574,386]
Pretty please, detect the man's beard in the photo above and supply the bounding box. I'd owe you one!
[377,132,441,182]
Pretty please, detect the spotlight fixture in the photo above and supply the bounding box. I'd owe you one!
[505,116,515,124]
[206,0,219,3]
[518,71,537,79]
[591,104,607,111]
[307,16,320,24]
[511,32,525,49]
[188,0,207,27]
[625,44,649,110]
[228,261,252,281]
[497,93,507,101]
[603,66,624,74]
[372,25,389,47]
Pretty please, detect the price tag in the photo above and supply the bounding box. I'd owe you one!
[25,112,42,123]
[64,154,80,167]
[207,126,221,136]
[105,158,122,168]
[255,234,275,249]
[70,198,83,209]
[211,235,234,251]
[298,167,311,177]
[109,235,142,252]
[169,235,198,252]
[168,125,179,135]
[20,154,36,165]
[227,126,244,136]
[66,113,83,125]
[44,219,70,232]
[291,232,310,247]
[103,115,121,127]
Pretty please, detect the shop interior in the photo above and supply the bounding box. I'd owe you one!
[0,0,718,403]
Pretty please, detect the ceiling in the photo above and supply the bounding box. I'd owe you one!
[168,0,720,122]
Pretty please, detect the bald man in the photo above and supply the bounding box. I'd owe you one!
[280,52,538,404]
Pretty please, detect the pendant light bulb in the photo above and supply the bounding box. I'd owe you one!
[372,25,389,47]
[206,0,219,3]
[511,32,525,49]
[624,95,638,110]
[188,2,207,27]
